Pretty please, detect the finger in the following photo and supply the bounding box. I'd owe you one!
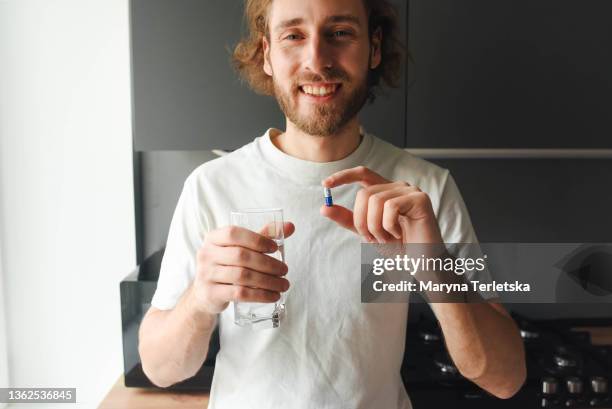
[258,221,295,240]
[323,166,390,189]
[319,185,401,240]
[213,246,288,276]
[382,199,403,240]
[232,285,282,303]
[353,184,401,241]
[388,191,434,221]
[213,283,281,304]
[319,204,357,234]
[283,222,296,238]
[208,226,278,253]
[382,196,403,242]
[210,265,290,293]
[356,184,419,242]
[354,188,375,241]
[367,188,409,241]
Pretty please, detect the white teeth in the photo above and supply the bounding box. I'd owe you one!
[302,84,336,96]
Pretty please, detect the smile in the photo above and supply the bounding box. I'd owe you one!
[299,83,340,97]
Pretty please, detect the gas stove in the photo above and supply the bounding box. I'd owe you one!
[402,313,612,408]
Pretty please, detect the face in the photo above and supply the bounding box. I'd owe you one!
[263,0,381,136]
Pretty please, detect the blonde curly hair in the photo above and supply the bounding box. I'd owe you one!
[232,0,404,102]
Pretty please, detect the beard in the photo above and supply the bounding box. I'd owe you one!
[272,67,369,136]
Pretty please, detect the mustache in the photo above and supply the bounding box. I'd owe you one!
[294,68,350,85]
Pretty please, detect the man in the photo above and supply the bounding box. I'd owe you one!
[138,0,526,407]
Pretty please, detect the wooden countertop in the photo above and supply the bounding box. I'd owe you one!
[574,326,612,345]
[98,327,612,409]
[97,377,209,409]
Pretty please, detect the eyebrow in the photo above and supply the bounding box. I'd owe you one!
[274,14,362,33]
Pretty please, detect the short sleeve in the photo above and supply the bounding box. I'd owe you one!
[436,171,498,300]
[436,171,478,244]
[150,173,207,310]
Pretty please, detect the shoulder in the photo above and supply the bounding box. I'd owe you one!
[368,136,477,241]
[184,137,261,187]
[367,135,451,193]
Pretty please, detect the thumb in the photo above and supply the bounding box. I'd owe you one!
[283,221,296,238]
[319,205,357,234]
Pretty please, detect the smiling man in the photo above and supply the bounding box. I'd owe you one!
[138,0,526,408]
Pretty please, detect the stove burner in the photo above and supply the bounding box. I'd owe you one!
[418,329,441,342]
[552,346,580,369]
[520,328,541,340]
[517,317,542,341]
[417,320,442,343]
[433,351,459,375]
[553,354,577,368]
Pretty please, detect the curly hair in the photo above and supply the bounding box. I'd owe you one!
[232,0,404,102]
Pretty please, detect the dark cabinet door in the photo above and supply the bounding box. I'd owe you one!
[131,0,407,151]
[359,0,407,147]
[131,0,280,150]
[406,0,612,148]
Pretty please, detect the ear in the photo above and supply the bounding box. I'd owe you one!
[263,36,273,77]
[370,27,382,69]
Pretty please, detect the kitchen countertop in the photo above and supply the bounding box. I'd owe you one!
[97,376,209,409]
[98,327,612,409]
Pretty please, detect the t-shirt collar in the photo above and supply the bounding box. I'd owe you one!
[256,127,374,187]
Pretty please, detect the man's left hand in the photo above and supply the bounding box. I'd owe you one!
[320,166,443,244]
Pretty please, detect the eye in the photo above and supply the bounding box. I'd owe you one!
[284,33,302,41]
[331,30,352,38]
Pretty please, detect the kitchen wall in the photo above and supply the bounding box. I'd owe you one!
[0,1,135,408]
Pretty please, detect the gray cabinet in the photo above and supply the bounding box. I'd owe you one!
[131,0,407,150]
[406,0,612,148]
[359,0,407,147]
[132,0,612,150]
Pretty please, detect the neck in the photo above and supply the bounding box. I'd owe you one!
[271,117,362,162]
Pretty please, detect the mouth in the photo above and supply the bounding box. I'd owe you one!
[298,83,341,100]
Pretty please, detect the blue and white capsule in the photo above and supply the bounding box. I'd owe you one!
[323,187,333,207]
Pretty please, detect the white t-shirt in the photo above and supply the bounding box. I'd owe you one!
[151,128,481,409]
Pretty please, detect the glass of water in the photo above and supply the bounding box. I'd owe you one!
[230,208,286,330]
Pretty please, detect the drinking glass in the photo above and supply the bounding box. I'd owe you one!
[230,208,286,329]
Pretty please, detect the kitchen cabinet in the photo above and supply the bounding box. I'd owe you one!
[131,0,407,151]
[131,0,612,150]
[406,0,612,148]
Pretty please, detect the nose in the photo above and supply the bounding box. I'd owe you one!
[304,33,333,75]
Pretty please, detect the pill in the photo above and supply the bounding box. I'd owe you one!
[323,187,333,207]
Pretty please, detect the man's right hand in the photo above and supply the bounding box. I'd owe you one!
[191,222,295,315]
